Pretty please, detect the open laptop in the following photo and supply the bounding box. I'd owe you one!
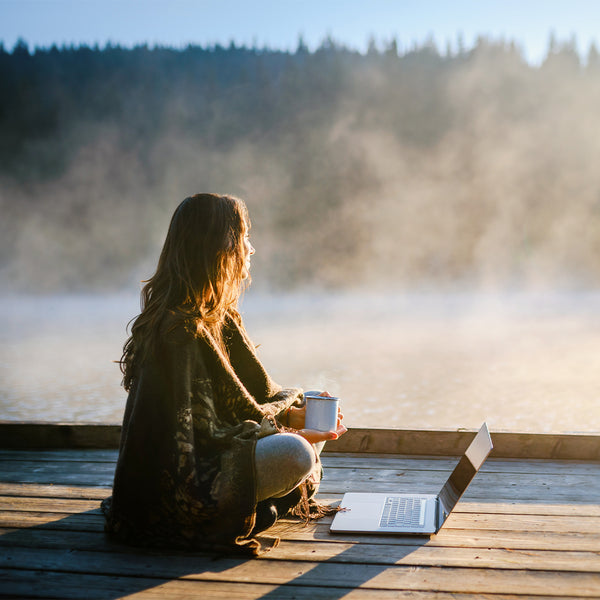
[330,422,493,535]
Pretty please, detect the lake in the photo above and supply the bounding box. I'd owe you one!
[1,292,599,433]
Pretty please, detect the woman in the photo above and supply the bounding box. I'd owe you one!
[102,193,346,554]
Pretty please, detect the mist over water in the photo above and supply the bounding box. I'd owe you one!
[0,295,131,422]
[2,39,600,292]
[1,40,600,431]
[1,292,599,433]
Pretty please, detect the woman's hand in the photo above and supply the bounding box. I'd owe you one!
[296,415,347,444]
[294,402,347,445]
[286,404,307,430]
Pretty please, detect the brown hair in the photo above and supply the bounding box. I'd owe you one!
[120,193,250,391]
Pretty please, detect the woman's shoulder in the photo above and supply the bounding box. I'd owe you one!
[223,309,248,336]
[160,310,202,345]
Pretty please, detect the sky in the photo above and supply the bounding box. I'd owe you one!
[1,0,599,64]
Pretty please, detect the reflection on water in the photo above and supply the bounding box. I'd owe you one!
[1,292,599,433]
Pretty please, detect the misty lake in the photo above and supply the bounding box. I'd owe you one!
[1,292,599,433]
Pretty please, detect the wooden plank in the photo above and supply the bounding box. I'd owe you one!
[1,448,599,600]
[326,428,600,461]
[0,493,589,526]
[442,512,600,534]
[1,526,598,574]
[2,422,600,461]
[2,468,599,506]
[6,458,596,492]
[452,502,600,516]
[316,497,600,518]
[0,496,102,513]
[0,461,115,487]
[0,460,115,477]
[3,460,600,506]
[318,481,600,505]
[265,541,600,572]
[0,472,114,487]
[31,453,600,478]
[0,528,599,572]
[275,523,600,552]
[1,452,599,504]
[298,512,600,536]
[3,519,599,554]
[0,422,121,449]
[2,470,597,504]
[5,494,600,523]
[320,486,599,504]
[4,449,599,476]
[0,482,111,500]
[5,493,600,518]
[4,491,600,519]
[0,449,118,462]
[1,547,599,596]
[0,527,128,552]
[2,484,599,518]
[320,466,600,488]
[1,453,598,508]
[4,508,600,548]
[6,485,596,520]
[323,454,600,476]
[2,569,567,600]
[0,510,104,531]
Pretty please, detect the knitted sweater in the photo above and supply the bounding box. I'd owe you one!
[101,311,310,554]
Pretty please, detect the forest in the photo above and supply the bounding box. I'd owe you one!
[1,34,600,292]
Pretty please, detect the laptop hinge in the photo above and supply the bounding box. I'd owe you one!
[436,498,448,530]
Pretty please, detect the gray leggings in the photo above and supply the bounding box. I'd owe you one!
[254,433,319,502]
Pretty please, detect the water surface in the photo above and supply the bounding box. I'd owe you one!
[1,292,599,433]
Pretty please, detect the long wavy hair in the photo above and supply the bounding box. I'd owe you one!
[120,193,251,391]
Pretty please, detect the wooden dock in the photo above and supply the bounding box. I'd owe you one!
[1,423,599,599]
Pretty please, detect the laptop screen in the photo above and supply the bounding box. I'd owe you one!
[438,423,493,518]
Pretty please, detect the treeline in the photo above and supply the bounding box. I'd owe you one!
[2,35,600,291]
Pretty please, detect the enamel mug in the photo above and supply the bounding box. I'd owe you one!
[304,394,339,432]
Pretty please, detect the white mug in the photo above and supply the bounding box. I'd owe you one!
[304,394,339,432]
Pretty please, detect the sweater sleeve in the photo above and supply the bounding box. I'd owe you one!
[220,316,305,422]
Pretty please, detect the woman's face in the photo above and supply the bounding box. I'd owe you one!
[242,230,255,279]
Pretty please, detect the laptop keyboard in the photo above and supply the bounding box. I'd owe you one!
[379,496,426,528]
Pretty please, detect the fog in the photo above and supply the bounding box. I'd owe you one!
[1,291,600,432]
[1,39,600,431]
[2,39,600,292]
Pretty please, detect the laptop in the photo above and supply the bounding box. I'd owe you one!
[330,422,493,535]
